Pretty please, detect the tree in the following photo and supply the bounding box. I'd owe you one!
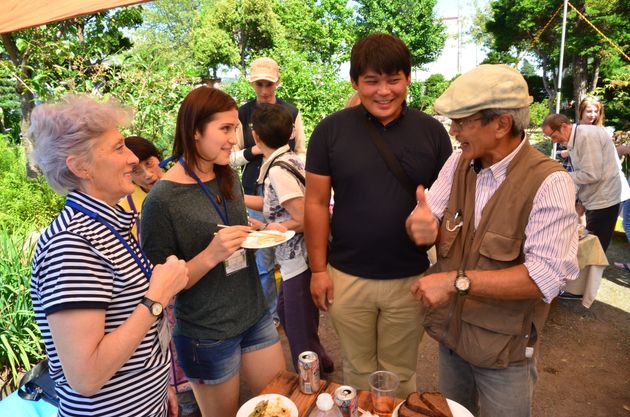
[355,0,447,68]
[199,0,283,74]
[481,0,630,118]
[0,8,142,129]
[0,8,142,175]
[275,0,357,66]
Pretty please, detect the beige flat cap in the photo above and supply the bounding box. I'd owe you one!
[434,64,533,119]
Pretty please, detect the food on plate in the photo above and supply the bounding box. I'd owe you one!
[247,231,286,246]
[248,397,292,417]
[249,400,268,417]
[397,391,453,417]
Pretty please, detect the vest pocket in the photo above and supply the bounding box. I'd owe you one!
[457,297,526,368]
[437,209,463,258]
[478,231,522,266]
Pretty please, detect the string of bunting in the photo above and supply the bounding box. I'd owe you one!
[516,2,629,66]
[566,1,630,63]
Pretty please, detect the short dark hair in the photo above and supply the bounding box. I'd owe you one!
[251,104,294,150]
[349,33,411,83]
[172,86,238,200]
[542,113,570,131]
[125,136,162,162]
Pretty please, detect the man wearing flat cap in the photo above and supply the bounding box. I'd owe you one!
[231,57,307,327]
[406,64,579,416]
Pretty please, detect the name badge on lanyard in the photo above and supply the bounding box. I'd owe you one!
[179,158,248,275]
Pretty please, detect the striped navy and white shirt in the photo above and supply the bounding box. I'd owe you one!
[30,191,170,417]
[426,139,580,303]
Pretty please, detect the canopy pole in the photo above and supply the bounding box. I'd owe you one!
[552,0,569,158]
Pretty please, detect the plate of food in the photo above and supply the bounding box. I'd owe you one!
[392,391,473,417]
[242,230,295,249]
[236,394,298,417]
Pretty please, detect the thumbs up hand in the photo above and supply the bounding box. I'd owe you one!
[406,185,439,245]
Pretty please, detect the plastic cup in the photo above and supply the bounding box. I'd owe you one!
[368,371,399,417]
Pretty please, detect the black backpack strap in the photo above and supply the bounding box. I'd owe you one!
[261,154,306,188]
[358,107,416,198]
[271,160,306,186]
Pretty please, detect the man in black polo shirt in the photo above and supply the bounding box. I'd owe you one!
[305,33,452,395]
[231,57,306,325]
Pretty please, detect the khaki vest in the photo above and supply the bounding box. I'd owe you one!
[424,140,564,368]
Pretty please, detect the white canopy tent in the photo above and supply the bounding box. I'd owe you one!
[0,0,151,34]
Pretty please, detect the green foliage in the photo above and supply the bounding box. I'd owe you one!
[408,74,452,114]
[355,0,447,67]
[200,0,283,72]
[275,0,357,66]
[481,0,630,117]
[529,99,550,128]
[0,226,44,392]
[0,136,64,230]
[104,46,198,152]
[0,7,144,137]
[593,58,630,130]
[0,75,21,142]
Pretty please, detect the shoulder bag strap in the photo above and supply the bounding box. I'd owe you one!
[359,108,416,198]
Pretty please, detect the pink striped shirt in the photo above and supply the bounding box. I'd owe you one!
[426,140,579,303]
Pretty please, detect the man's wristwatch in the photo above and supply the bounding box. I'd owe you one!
[454,270,471,295]
[140,297,164,318]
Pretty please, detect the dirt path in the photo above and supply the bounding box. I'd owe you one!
[274,231,630,416]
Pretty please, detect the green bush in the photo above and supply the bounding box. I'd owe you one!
[529,99,550,128]
[0,226,44,392]
[0,136,64,231]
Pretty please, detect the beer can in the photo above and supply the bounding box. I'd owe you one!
[334,385,358,417]
[298,351,320,394]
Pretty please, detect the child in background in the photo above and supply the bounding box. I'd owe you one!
[245,104,334,373]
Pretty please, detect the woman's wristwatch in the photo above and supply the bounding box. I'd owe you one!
[140,296,164,318]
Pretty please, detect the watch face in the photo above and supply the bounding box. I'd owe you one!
[456,276,470,291]
[150,303,163,316]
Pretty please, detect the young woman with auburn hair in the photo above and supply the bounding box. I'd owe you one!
[141,86,285,417]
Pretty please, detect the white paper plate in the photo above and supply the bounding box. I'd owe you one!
[392,398,473,417]
[236,394,298,417]
[242,230,295,249]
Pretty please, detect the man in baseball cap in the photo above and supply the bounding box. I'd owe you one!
[230,57,308,336]
[406,64,578,416]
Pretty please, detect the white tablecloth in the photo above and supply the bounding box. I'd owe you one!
[562,234,609,308]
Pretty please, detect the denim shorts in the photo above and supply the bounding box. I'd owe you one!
[174,312,279,385]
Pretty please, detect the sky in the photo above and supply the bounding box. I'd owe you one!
[415,0,490,80]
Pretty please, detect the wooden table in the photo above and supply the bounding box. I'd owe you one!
[260,370,402,416]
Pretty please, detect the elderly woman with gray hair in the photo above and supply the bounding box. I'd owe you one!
[29,95,189,417]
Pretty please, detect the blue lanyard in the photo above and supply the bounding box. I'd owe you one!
[65,200,152,280]
[125,194,141,243]
[179,157,229,225]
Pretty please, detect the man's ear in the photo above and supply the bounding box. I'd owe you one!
[495,113,513,138]
[66,154,89,179]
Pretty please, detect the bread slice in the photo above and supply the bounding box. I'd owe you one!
[398,402,432,417]
[420,392,453,417]
[405,392,436,416]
